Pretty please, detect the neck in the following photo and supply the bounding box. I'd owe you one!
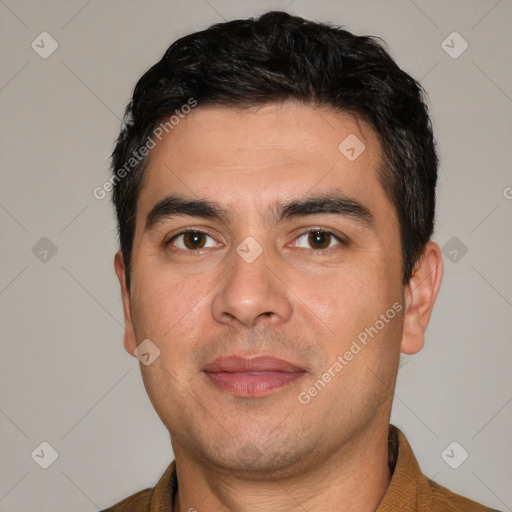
[173,423,392,512]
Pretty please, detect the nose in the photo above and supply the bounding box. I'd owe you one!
[211,242,293,328]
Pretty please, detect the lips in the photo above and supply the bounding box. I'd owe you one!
[203,356,305,397]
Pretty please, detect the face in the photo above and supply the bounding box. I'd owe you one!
[116,101,411,477]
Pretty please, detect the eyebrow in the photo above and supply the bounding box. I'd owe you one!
[275,193,373,227]
[145,195,230,231]
[144,192,374,232]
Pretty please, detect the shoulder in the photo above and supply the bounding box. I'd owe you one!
[388,426,499,511]
[428,478,501,511]
[99,461,175,511]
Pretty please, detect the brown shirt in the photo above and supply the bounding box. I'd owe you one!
[101,425,498,511]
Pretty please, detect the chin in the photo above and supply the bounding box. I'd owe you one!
[191,431,313,479]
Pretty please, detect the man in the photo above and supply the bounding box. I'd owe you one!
[105,11,497,512]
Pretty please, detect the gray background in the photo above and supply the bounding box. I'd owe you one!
[1,0,511,510]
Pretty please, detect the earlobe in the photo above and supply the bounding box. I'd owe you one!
[400,242,444,355]
[114,251,138,357]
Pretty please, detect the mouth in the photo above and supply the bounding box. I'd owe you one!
[203,355,306,397]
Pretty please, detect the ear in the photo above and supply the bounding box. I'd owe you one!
[114,250,138,357]
[401,241,444,355]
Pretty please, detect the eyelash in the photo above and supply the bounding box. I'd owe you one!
[166,227,346,253]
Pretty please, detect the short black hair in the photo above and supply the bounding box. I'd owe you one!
[111,11,437,289]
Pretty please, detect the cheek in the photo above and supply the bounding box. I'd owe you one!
[130,266,219,358]
[290,260,403,374]
[292,262,393,331]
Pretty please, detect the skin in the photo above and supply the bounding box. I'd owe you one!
[115,101,443,512]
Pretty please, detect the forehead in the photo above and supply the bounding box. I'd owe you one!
[137,101,388,222]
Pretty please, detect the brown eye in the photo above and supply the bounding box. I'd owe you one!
[183,231,206,249]
[295,230,342,250]
[308,231,332,249]
[169,231,217,250]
